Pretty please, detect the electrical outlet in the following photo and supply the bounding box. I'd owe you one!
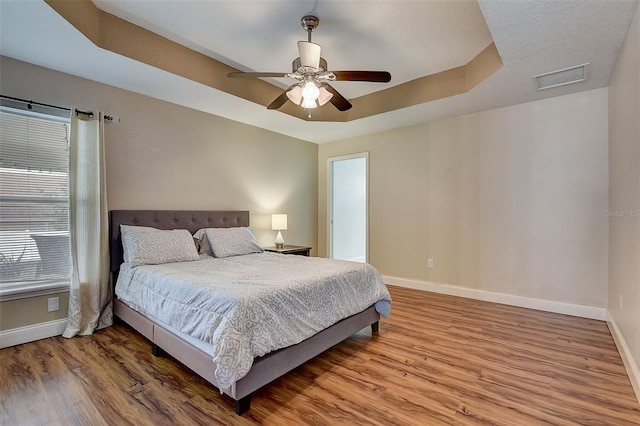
[48,297,59,312]
[427,258,434,269]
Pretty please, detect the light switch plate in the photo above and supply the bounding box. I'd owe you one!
[48,297,59,312]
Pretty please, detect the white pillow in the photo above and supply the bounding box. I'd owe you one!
[121,225,199,266]
[201,227,263,258]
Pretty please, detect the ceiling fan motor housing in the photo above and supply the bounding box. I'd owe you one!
[292,57,328,73]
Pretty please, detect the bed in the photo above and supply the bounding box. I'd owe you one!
[109,210,391,415]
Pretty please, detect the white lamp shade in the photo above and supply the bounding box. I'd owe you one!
[317,86,333,106]
[302,81,319,100]
[272,214,288,230]
[288,84,332,109]
[300,81,320,108]
[301,97,318,109]
[286,85,303,105]
[297,41,321,69]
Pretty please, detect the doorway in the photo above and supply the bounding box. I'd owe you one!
[328,153,368,262]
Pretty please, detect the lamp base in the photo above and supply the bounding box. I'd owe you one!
[275,231,285,249]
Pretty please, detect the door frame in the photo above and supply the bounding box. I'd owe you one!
[327,152,369,262]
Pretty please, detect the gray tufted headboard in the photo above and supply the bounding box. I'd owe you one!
[109,210,250,274]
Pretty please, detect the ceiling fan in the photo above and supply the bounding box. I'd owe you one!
[228,15,391,113]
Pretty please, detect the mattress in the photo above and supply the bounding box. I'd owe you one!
[115,252,391,391]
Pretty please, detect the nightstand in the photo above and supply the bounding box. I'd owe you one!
[263,245,311,256]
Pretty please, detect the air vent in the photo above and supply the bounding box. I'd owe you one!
[534,63,589,90]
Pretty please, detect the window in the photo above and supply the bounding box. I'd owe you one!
[0,105,71,299]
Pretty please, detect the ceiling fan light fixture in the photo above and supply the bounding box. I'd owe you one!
[297,41,321,70]
[301,97,318,109]
[286,85,303,105]
[287,82,332,108]
[302,80,320,101]
[318,86,333,106]
[231,14,390,114]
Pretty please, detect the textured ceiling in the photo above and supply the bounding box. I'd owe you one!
[92,0,495,99]
[0,0,637,143]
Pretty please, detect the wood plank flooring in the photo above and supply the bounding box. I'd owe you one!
[1,286,639,425]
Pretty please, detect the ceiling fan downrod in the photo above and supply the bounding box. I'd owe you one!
[301,15,319,42]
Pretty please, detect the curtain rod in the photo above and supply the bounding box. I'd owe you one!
[0,94,70,112]
[0,94,119,122]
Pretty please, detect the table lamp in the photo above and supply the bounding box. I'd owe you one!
[271,214,287,249]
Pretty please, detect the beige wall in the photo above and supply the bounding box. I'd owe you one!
[608,4,640,391]
[0,292,69,330]
[0,56,318,331]
[319,88,609,308]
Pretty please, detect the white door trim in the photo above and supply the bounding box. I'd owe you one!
[327,152,369,261]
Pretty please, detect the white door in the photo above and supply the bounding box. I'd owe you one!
[328,153,368,262]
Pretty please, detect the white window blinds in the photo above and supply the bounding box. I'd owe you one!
[0,107,71,298]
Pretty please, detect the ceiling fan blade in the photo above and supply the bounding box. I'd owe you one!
[324,84,352,111]
[267,91,290,110]
[332,71,391,83]
[267,84,300,110]
[228,72,289,78]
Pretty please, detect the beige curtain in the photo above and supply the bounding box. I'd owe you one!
[63,110,112,338]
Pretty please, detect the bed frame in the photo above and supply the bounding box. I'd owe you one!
[109,210,380,415]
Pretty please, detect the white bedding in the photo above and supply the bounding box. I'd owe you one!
[115,252,391,391]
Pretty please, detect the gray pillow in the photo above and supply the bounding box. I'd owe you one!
[193,228,214,255]
[202,227,264,258]
[121,225,199,266]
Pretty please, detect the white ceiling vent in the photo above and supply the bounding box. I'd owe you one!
[534,63,589,90]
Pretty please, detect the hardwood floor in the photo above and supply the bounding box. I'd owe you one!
[1,286,639,425]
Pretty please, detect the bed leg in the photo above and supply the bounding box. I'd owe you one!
[371,321,379,333]
[235,394,252,415]
[152,344,165,357]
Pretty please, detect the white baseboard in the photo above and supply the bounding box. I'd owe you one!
[0,318,67,349]
[606,311,640,404]
[383,275,606,320]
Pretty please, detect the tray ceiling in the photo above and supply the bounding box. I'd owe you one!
[0,0,637,143]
